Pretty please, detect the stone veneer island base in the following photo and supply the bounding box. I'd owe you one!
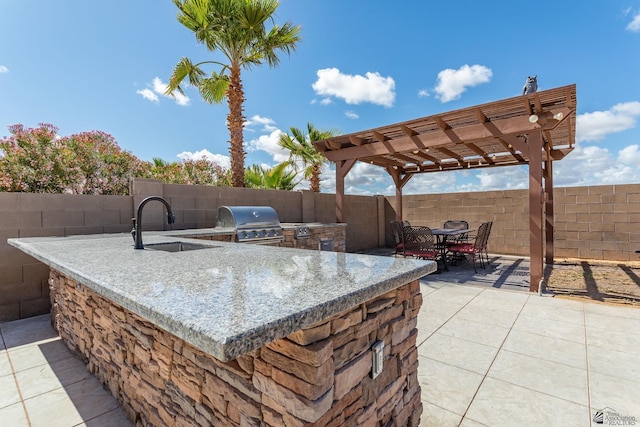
[10,233,434,427]
[51,271,423,426]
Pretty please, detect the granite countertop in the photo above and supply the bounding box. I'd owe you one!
[9,232,436,361]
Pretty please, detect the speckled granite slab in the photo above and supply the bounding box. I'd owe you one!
[9,233,436,361]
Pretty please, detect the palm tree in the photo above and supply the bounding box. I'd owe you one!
[244,163,300,190]
[166,0,301,187]
[279,123,339,192]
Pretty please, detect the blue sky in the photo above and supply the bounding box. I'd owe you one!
[1,1,640,195]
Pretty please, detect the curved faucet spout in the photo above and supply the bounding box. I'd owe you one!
[132,196,176,249]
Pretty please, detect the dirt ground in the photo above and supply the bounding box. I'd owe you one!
[545,258,640,306]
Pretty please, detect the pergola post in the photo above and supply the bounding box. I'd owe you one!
[395,185,402,222]
[544,147,555,264]
[529,131,544,292]
[335,160,356,223]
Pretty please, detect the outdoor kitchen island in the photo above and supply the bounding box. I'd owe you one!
[9,233,436,427]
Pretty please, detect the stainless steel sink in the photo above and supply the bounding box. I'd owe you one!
[144,242,219,252]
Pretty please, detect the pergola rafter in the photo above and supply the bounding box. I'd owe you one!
[314,85,577,292]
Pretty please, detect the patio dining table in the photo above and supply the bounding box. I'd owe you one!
[431,227,476,264]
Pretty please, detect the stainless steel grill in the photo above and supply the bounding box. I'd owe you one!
[216,206,284,244]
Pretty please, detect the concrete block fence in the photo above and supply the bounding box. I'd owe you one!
[1,180,639,320]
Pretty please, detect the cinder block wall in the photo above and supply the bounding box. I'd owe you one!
[391,184,640,262]
[3,182,638,321]
[0,193,132,321]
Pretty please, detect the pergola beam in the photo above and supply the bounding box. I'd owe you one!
[321,115,542,162]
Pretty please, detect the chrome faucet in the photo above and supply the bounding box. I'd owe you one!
[132,196,176,249]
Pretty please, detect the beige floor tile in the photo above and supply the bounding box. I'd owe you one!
[465,290,529,314]
[464,377,591,427]
[459,418,490,426]
[587,345,640,383]
[419,332,499,375]
[0,372,21,408]
[24,376,120,427]
[426,284,484,302]
[455,304,520,329]
[524,295,585,312]
[586,324,640,354]
[436,316,511,349]
[502,329,587,370]
[420,282,447,295]
[519,303,586,326]
[0,401,29,426]
[416,301,465,346]
[585,310,640,334]
[589,371,640,418]
[0,315,58,350]
[488,350,589,406]
[418,356,484,416]
[15,353,93,399]
[0,351,12,377]
[511,313,586,344]
[583,301,640,320]
[77,407,132,427]
[8,338,74,373]
[419,401,463,427]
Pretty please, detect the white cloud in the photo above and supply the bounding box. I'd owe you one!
[0,65,8,73]
[618,144,640,165]
[312,67,395,107]
[177,149,230,169]
[136,88,159,103]
[247,129,288,162]
[627,13,640,32]
[244,115,288,162]
[245,115,278,133]
[576,101,640,142]
[554,144,640,186]
[418,89,430,98]
[137,77,190,106]
[433,64,492,102]
[345,110,359,119]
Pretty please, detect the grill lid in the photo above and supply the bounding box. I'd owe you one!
[216,206,283,243]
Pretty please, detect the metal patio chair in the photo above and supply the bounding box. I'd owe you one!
[403,225,447,271]
[447,221,492,272]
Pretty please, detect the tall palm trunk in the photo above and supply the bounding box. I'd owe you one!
[227,64,246,187]
[310,164,321,193]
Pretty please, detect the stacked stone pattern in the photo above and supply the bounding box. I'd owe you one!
[49,270,422,426]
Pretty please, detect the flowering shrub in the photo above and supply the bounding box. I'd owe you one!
[0,123,232,194]
[0,124,144,194]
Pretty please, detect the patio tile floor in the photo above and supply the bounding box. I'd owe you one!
[1,266,639,426]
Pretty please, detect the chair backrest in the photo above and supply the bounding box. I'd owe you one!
[474,222,492,249]
[402,220,411,227]
[404,226,437,252]
[444,220,469,241]
[481,221,493,249]
[443,220,469,230]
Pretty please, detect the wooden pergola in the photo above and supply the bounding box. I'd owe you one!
[313,84,577,292]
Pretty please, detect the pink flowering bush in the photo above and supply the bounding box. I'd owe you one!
[0,123,231,194]
[0,124,144,194]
